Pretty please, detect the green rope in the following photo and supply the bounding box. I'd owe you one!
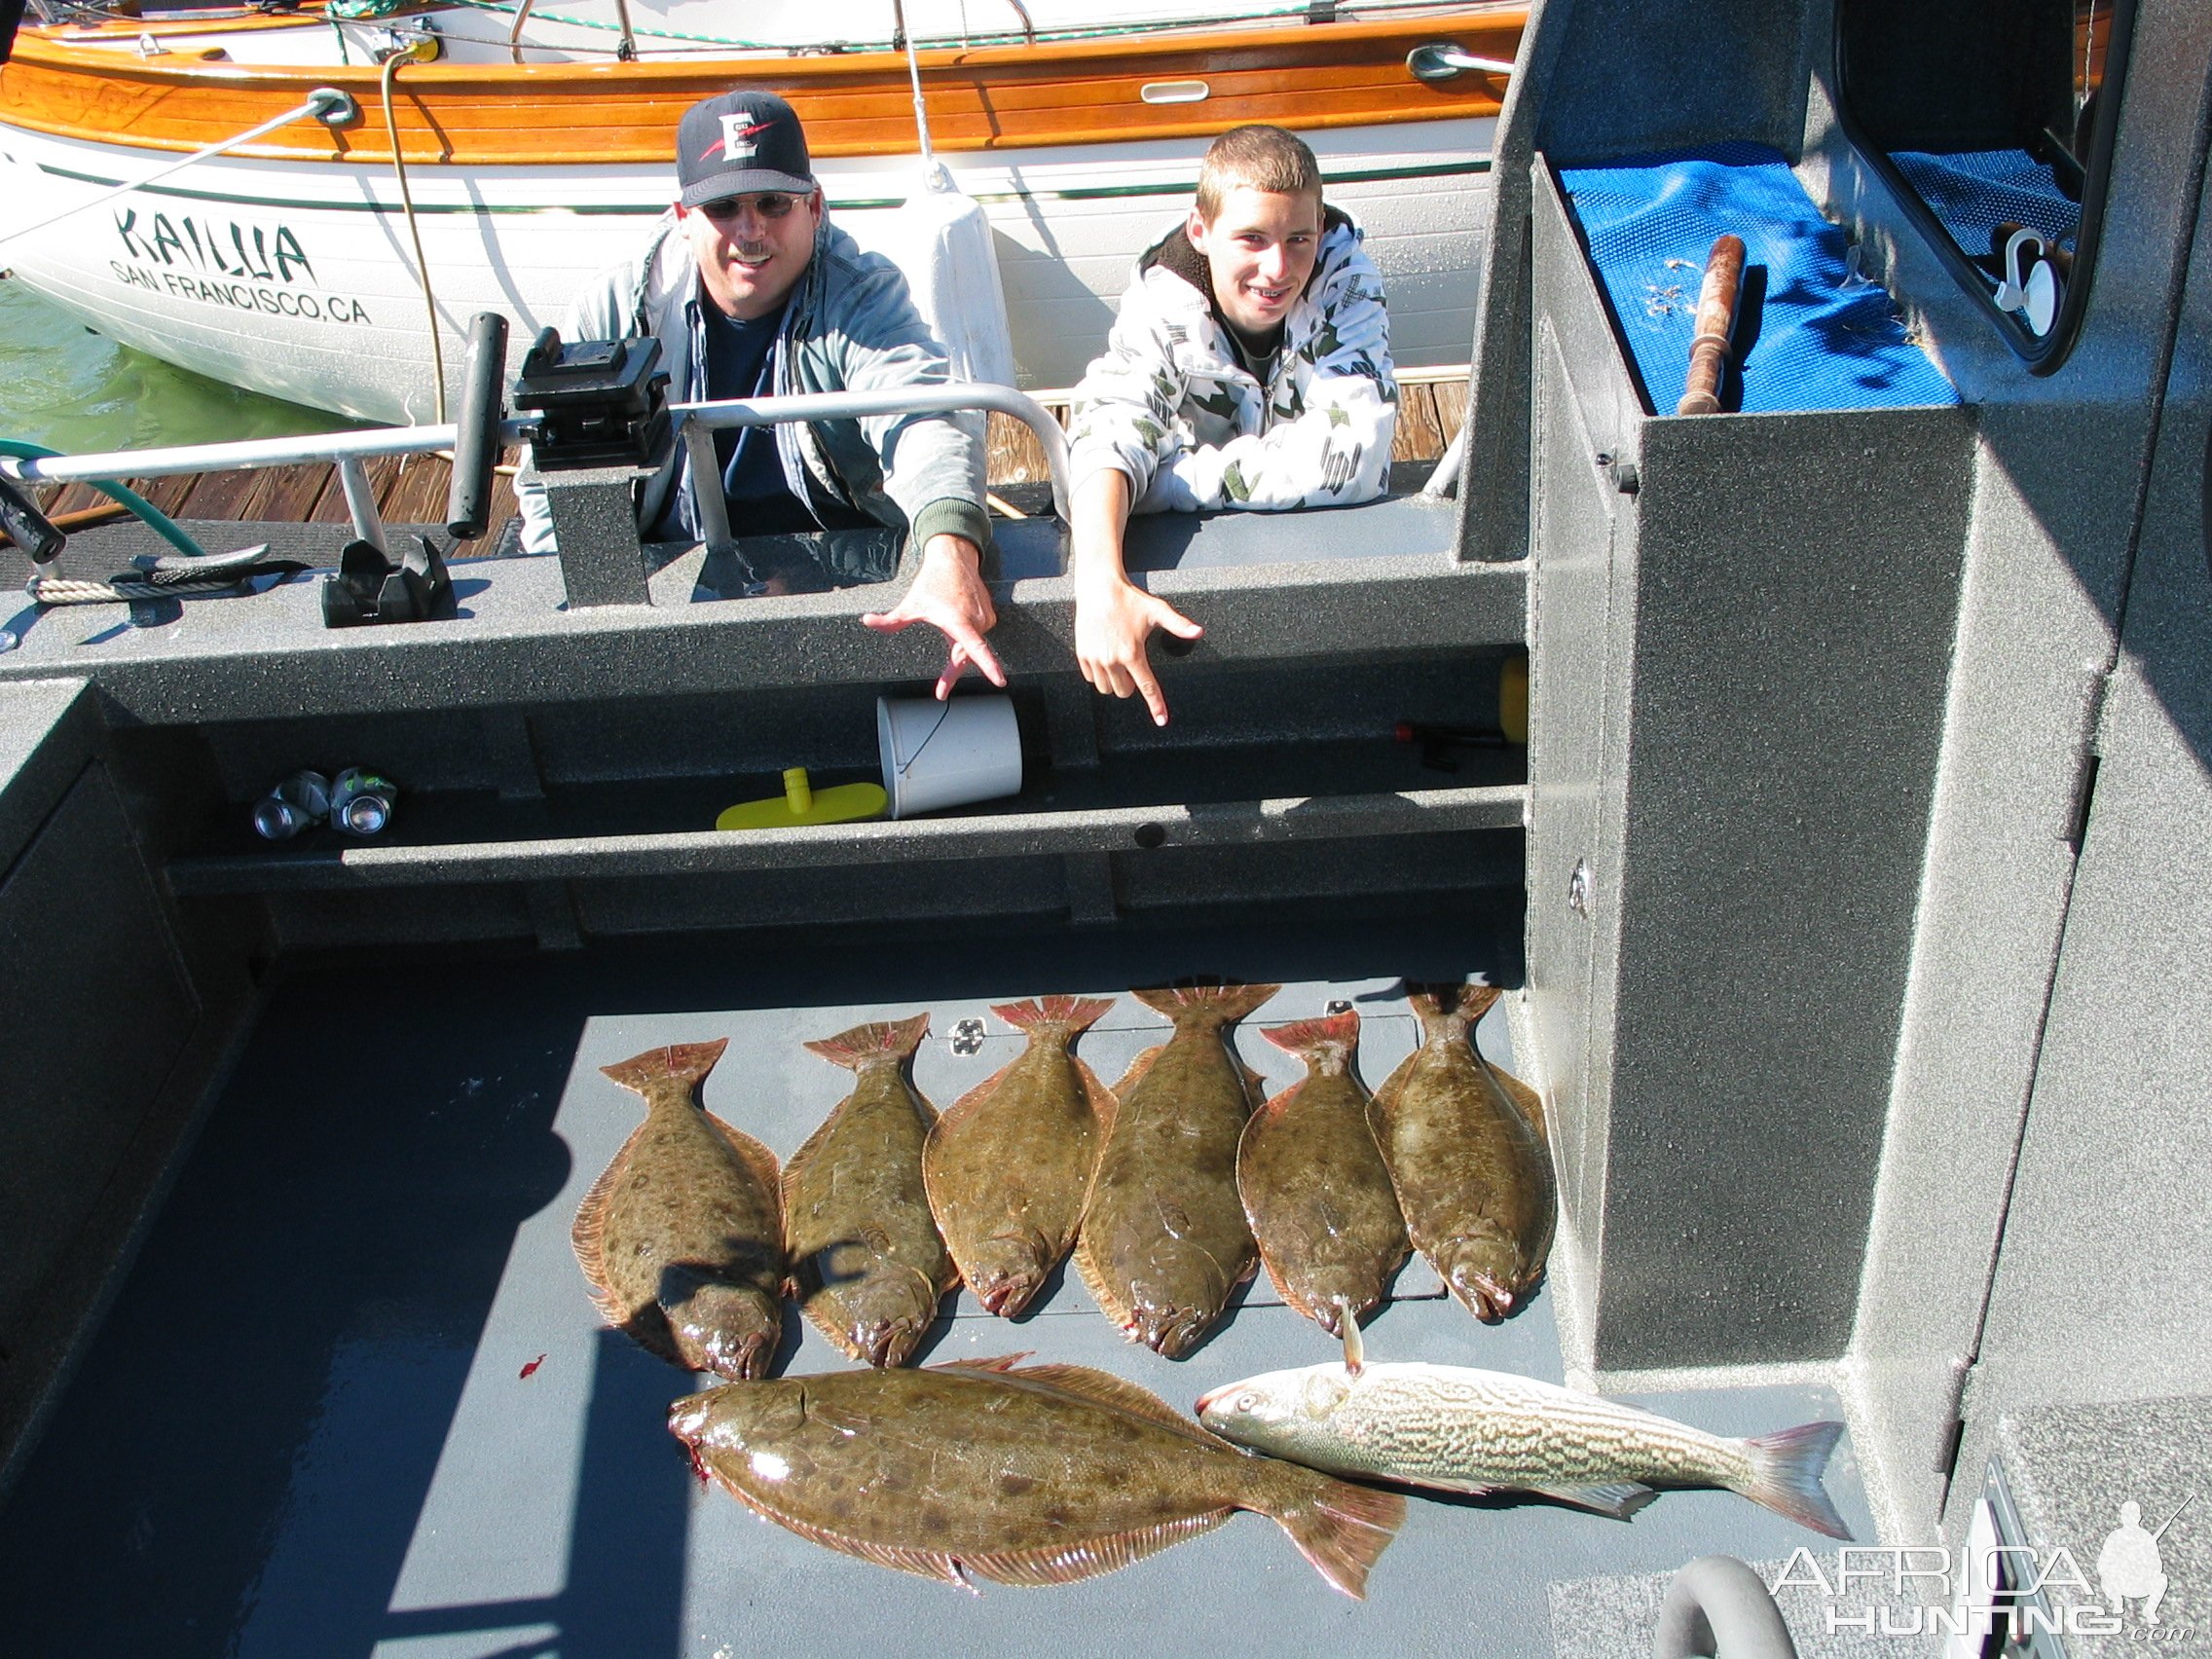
[0,439,208,562]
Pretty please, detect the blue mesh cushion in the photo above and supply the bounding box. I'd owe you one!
[1890,148,2080,264]
[1559,142,1959,415]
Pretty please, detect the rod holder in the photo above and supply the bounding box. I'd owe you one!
[445,313,510,540]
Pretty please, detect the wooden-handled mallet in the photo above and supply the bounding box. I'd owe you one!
[1676,233,1748,417]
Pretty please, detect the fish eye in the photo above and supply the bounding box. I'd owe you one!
[1234,1390,1260,1414]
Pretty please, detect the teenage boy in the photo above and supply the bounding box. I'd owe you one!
[517,89,1000,698]
[1066,124,1397,724]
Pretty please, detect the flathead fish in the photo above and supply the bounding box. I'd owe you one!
[786,1015,956,1368]
[1075,981,1278,1357]
[670,1354,1405,1595]
[571,1040,784,1380]
[1197,1338,1849,1538]
[1236,1009,1408,1339]
[922,996,1117,1318]
[1369,983,1555,1320]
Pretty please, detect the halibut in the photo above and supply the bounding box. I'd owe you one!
[786,1014,955,1368]
[571,1039,784,1380]
[1369,984,1555,1320]
[671,1355,1404,1595]
[1075,981,1277,1357]
[923,996,1117,1317]
[1236,1008,1408,1340]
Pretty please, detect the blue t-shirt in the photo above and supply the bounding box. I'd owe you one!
[650,293,868,540]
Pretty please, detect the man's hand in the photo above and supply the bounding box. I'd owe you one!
[862,533,1004,699]
[1067,467,1202,726]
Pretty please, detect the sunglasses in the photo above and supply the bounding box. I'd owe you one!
[697,192,802,222]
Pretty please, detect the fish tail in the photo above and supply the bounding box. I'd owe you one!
[1262,1008,1360,1064]
[599,1039,729,1094]
[1272,1476,1406,1600]
[803,1014,931,1070]
[1130,980,1280,1029]
[1741,1420,1852,1539]
[990,995,1116,1041]
[1407,981,1500,1040]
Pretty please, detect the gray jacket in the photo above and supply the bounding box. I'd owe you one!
[516,212,990,555]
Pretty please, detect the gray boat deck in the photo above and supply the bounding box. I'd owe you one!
[0,913,1870,1659]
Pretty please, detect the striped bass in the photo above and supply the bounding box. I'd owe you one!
[1196,1330,1849,1538]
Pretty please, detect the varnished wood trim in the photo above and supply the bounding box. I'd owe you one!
[0,7,1522,164]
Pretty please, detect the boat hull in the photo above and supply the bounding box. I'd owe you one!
[0,8,1509,421]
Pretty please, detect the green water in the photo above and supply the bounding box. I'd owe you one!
[0,275,361,457]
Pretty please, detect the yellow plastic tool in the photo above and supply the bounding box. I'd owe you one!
[715,768,888,831]
[1499,653,1530,746]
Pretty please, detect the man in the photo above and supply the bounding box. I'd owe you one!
[1066,125,1398,724]
[517,90,1001,697]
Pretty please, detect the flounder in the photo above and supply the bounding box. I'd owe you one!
[1237,1008,1409,1339]
[785,1014,956,1368]
[1074,980,1277,1357]
[571,1039,784,1380]
[670,1354,1405,1595]
[1369,983,1555,1320]
[922,996,1117,1317]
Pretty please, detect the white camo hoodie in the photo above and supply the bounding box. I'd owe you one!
[1067,206,1397,513]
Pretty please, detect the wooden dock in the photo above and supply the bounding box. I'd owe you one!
[14,369,1466,546]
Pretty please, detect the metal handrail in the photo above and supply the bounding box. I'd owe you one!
[1,420,536,552]
[1,380,1069,557]
[672,382,1072,547]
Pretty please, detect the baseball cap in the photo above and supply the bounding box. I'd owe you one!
[677,90,814,207]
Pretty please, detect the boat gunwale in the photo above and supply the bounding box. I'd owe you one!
[0,5,1519,161]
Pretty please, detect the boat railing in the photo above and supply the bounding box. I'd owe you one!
[671,384,1074,549]
[1,381,1071,571]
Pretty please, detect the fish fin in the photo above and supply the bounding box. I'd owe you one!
[569,1126,639,1326]
[1366,1047,1417,1141]
[803,1014,931,1070]
[1106,1042,1162,1103]
[1406,981,1499,1043]
[1530,1482,1656,1519]
[931,1352,1034,1375]
[704,1114,785,1220]
[1129,979,1280,1028]
[1261,1008,1361,1064]
[1272,1476,1407,1600]
[1742,1421,1852,1539]
[925,1055,1023,1185]
[780,1104,841,1225]
[570,1126,687,1366]
[1488,1060,1549,1143]
[793,1291,875,1366]
[1075,1056,1118,1143]
[1233,1110,1310,1316]
[990,995,1116,1040]
[962,1511,1232,1588]
[1343,1316,1366,1376]
[600,1038,729,1094]
[996,1361,1233,1447]
[712,1476,972,1587]
[1069,1226,1135,1332]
